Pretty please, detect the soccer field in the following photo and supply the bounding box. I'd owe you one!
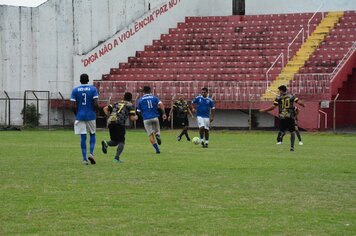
[0,129,355,235]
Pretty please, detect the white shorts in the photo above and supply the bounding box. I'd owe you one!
[74,120,96,135]
[197,116,210,130]
[143,118,160,136]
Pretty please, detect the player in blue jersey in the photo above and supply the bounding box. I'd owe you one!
[70,74,99,165]
[260,85,304,151]
[192,87,215,148]
[137,86,167,154]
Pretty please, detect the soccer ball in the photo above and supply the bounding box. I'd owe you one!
[192,137,200,145]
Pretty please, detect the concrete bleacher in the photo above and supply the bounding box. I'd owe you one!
[93,11,355,109]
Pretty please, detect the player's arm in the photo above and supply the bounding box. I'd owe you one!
[103,105,111,117]
[187,106,194,119]
[71,101,77,116]
[158,102,167,120]
[259,104,277,112]
[210,108,215,122]
[129,109,138,121]
[296,99,305,107]
[93,98,99,111]
[168,103,175,121]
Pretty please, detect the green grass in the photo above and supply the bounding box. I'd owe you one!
[0,129,355,235]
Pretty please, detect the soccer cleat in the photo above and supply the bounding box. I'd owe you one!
[276,142,282,145]
[156,135,162,145]
[82,160,89,165]
[187,137,191,141]
[156,150,161,154]
[113,158,123,163]
[290,147,294,151]
[202,143,208,148]
[299,141,303,145]
[101,140,108,154]
[177,136,182,141]
[88,155,96,164]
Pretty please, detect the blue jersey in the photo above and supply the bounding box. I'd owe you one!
[137,94,161,120]
[192,95,215,118]
[70,85,99,120]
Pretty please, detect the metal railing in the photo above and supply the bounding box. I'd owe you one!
[287,28,305,61]
[95,78,331,103]
[307,2,324,37]
[265,52,284,86]
[330,41,356,82]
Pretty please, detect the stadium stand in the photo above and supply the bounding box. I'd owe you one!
[94,12,324,103]
[93,11,356,129]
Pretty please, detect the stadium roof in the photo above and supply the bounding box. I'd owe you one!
[0,0,48,7]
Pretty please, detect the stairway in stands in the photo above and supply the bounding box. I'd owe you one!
[261,11,344,100]
[94,12,323,108]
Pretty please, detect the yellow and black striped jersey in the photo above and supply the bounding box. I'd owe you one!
[273,94,299,119]
[107,101,136,125]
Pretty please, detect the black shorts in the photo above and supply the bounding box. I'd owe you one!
[108,123,126,143]
[279,118,295,133]
[177,117,189,127]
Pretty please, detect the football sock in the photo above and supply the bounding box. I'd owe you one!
[80,134,87,161]
[116,142,124,158]
[108,140,118,146]
[296,130,302,142]
[277,131,284,142]
[153,143,160,153]
[290,132,295,148]
[89,133,96,155]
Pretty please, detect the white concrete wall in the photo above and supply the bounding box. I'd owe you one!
[73,0,232,88]
[246,0,356,14]
[0,0,232,125]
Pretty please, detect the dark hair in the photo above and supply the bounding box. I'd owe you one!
[124,92,132,101]
[143,86,151,93]
[80,74,89,84]
[202,87,208,92]
[278,85,287,92]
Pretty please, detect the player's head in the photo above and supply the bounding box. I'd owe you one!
[80,74,89,84]
[177,93,184,101]
[278,85,287,95]
[124,92,133,102]
[142,86,151,94]
[201,87,208,98]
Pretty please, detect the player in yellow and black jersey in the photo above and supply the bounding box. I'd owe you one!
[168,94,194,141]
[101,92,138,163]
[280,106,303,145]
[260,85,304,151]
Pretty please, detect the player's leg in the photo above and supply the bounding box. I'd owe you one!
[295,126,303,145]
[183,118,190,141]
[277,119,287,145]
[177,118,184,141]
[202,118,210,148]
[288,118,296,151]
[144,119,160,153]
[80,134,87,163]
[197,116,205,145]
[278,131,286,143]
[203,129,209,148]
[113,126,126,163]
[87,121,96,164]
[74,120,88,164]
[153,118,162,145]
